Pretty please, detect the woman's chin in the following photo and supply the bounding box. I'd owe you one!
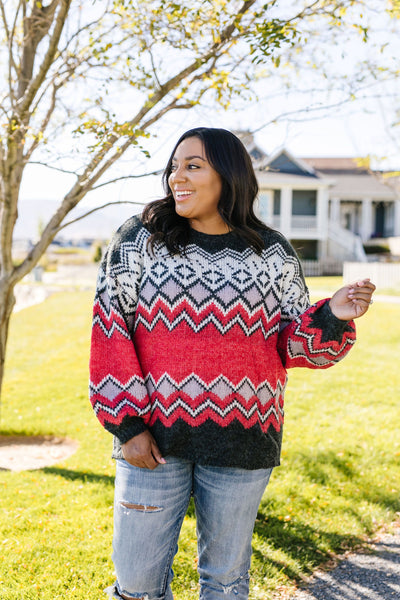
[174,204,191,219]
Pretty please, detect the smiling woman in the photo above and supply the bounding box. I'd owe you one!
[89,127,375,600]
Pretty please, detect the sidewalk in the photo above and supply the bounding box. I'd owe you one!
[288,525,400,600]
[14,264,98,312]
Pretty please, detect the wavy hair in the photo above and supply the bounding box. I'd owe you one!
[142,127,270,254]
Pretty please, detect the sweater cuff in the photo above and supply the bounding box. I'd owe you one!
[310,299,355,343]
[104,415,148,444]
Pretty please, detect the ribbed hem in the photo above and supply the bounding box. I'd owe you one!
[105,415,147,444]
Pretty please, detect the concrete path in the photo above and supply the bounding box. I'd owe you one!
[289,526,400,600]
[13,264,98,312]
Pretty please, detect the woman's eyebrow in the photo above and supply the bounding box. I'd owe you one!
[172,155,206,162]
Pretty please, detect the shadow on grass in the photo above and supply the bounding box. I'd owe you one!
[251,448,400,583]
[253,515,362,581]
[294,449,400,514]
[42,466,115,486]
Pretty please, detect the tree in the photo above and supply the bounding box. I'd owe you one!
[0,0,379,401]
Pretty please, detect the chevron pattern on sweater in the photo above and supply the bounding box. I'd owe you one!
[290,313,356,360]
[90,372,286,432]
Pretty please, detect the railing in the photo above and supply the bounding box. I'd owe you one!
[328,221,367,262]
[291,215,318,230]
[270,215,318,230]
[301,260,343,277]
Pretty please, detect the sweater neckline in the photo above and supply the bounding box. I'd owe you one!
[189,228,235,241]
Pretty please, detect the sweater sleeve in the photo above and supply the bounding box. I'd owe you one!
[89,221,151,444]
[277,246,356,369]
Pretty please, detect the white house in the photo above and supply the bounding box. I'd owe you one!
[243,138,400,271]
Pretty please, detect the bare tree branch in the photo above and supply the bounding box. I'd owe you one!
[91,170,164,191]
[57,10,112,56]
[17,0,70,116]
[28,161,79,176]
[149,46,162,91]
[4,0,24,109]
[55,200,148,233]
[0,1,10,40]
[24,81,61,160]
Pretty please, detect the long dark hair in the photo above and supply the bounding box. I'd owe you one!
[142,127,270,254]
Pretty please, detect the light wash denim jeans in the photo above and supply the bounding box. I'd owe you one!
[105,457,272,600]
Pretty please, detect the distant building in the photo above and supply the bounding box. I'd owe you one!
[237,132,400,268]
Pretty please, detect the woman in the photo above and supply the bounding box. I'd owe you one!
[89,127,375,600]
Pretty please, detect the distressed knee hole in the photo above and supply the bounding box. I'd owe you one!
[120,501,162,512]
[120,594,148,600]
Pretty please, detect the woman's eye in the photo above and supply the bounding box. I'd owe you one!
[188,164,200,170]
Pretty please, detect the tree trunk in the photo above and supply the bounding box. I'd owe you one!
[0,278,16,417]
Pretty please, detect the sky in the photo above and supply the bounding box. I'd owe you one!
[17,90,398,240]
[15,1,400,239]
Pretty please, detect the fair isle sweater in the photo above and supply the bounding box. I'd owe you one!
[89,216,356,470]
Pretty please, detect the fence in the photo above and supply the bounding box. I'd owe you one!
[301,260,343,277]
[343,262,400,288]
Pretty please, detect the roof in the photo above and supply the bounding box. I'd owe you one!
[301,158,399,198]
[260,148,317,177]
[235,133,400,198]
[321,174,398,199]
[257,171,332,188]
[300,157,369,174]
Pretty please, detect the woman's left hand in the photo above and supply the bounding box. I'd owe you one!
[329,278,376,321]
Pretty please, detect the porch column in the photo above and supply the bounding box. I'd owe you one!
[330,197,341,222]
[280,187,292,237]
[257,190,273,226]
[360,197,373,242]
[394,199,400,237]
[317,187,329,237]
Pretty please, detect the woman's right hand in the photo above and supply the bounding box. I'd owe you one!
[122,430,166,469]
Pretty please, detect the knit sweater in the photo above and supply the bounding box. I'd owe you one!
[89,216,356,469]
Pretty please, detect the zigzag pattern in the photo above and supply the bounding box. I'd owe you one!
[92,307,132,339]
[107,239,308,337]
[289,313,356,361]
[148,397,283,431]
[134,302,280,337]
[92,397,151,421]
[90,373,286,432]
[90,374,148,401]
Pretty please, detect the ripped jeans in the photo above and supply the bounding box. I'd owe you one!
[106,457,272,600]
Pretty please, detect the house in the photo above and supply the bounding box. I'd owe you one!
[241,134,400,272]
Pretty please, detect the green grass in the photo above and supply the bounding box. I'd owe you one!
[1,285,400,599]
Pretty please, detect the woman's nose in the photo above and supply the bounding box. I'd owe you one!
[170,165,186,182]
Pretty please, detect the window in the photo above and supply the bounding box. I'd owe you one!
[292,190,317,215]
[273,190,281,215]
[290,239,318,260]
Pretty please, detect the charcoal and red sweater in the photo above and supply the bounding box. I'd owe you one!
[89,216,356,469]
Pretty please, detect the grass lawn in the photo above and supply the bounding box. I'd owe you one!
[0,282,399,599]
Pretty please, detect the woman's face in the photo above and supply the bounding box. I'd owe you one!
[168,137,226,234]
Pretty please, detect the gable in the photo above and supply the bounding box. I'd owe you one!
[267,152,316,176]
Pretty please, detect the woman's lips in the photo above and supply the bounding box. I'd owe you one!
[174,190,194,201]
